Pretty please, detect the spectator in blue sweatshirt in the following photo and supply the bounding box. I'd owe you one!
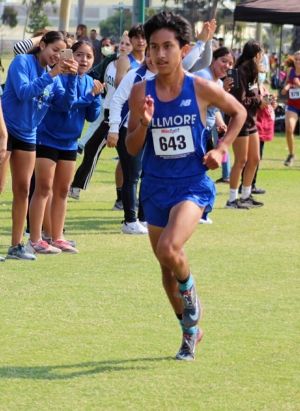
[27,40,104,255]
[2,31,78,260]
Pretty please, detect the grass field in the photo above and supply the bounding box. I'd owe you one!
[1,127,300,407]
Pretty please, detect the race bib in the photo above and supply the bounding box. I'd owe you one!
[152,126,195,159]
[289,88,300,99]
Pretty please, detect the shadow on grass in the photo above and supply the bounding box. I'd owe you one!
[0,216,124,236]
[0,357,174,380]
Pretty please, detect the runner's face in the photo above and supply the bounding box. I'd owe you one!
[119,35,132,56]
[149,29,188,74]
[145,51,157,74]
[130,35,146,52]
[294,53,300,68]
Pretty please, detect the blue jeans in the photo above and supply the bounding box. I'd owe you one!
[116,126,145,222]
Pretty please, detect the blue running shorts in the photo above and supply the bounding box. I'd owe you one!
[286,106,300,116]
[141,173,216,228]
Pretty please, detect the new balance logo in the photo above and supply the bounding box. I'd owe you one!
[179,99,191,107]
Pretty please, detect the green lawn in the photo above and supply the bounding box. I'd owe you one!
[0,132,299,410]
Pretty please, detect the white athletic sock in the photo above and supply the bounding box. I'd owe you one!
[241,186,251,200]
[229,189,238,202]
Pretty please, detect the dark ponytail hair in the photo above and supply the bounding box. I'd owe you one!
[27,31,67,55]
[235,40,263,84]
[213,47,233,60]
[71,40,95,59]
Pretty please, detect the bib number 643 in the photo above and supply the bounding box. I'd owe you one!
[152,126,195,158]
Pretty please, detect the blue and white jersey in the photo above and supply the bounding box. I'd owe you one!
[128,53,141,70]
[37,73,100,150]
[143,73,209,179]
[2,54,76,144]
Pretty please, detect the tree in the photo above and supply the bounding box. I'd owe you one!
[22,0,57,35]
[161,0,236,39]
[100,8,157,39]
[1,6,18,28]
[291,26,300,54]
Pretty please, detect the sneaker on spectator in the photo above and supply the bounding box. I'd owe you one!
[175,327,203,361]
[111,200,123,211]
[42,234,76,248]
[225,199,249,210]
[26,239,62,255]
[138,220,148,229]
[6,242,36,260]
[215,178,230,184]
[239,195,264,208]
[120,221,148,235]
[52,239,79,254]
[68,186,80,200]
[0,255,5,262]
[284,154,296,166]
[251,186,266,195]
[199,217,213,224]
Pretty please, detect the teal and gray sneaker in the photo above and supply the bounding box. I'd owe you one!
[0,255,5,262]
[180,283,202,330]
[176,327,203,361]
[6,242,36,260]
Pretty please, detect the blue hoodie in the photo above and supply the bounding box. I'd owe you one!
[36,73,101,150]
[2,54,77,144]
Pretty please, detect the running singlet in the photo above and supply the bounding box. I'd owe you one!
[128,53,141,70]
[143,73,208,179]
[287,67,300,109]
[103,61,117,109]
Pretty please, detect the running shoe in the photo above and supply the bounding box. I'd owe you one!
[225,199,249,210]
[179,282,202,330]
[111,200,123,211]
[26,239,62,255]
[239,195,264,208]
[284,154,296,166]
[176,327,203,361]
[68,187,80,200]
[52,239,79,254]
[6,242,36,260]
[0,255,5,262]
[120,221,148,235]
[199,217,213,224]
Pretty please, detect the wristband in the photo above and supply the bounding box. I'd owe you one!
[140,117,150,127]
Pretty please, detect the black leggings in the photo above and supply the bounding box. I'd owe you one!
[72,109,109,190]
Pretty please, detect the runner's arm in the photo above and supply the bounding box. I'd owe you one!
[126,81,154,156]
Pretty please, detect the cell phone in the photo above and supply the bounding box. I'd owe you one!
[60,49,73,59]
[227,69,239,89]
[263,95,273,103]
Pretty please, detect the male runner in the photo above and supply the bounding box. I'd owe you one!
[126,12,246,360]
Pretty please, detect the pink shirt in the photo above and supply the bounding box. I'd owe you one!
[256,84,275,142]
